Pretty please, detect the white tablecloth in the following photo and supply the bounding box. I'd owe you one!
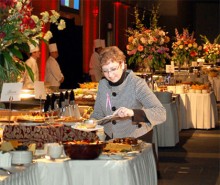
[209,76,220,101]
[154,101,179,147]
[36,143,157,185]
[0,164,38,185]
[178,92,218,129]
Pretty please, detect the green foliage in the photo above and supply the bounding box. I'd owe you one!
[150,4,160,30]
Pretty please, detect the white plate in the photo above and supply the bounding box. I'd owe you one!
[98,153,124,160]
[126,151,140,157]
[71,124,104,132]
[72,124,103,132]
[19,122,41,126]
[63,122,77,126]
[110,154,124,160]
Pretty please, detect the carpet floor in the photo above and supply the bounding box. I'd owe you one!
[157,126,220,185]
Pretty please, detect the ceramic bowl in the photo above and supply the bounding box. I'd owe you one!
[48,144,64,159]
[10,151,33,165]
[63,141,105,160]
[83,119,97,129]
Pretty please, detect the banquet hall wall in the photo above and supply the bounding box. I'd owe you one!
[31,0,219,89]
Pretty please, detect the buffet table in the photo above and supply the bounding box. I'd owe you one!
[0,143,156,185]
[35,143,157,185]
[177,92,218,129]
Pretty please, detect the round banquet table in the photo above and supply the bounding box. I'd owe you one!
[208,76,220,101]
[154,101,179,147]
[177,92,218,129]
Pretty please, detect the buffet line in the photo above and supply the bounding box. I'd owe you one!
[0,65,219,185]
[0,81,158,184]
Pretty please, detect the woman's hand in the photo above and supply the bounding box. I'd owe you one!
[113,107,134,118]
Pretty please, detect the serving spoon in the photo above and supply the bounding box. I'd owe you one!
[0,167,13,175]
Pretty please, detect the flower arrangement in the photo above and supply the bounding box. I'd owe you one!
[171,28,201,67]
[0,0,65,84]
[126,5,170,71]
[200,34,220,64]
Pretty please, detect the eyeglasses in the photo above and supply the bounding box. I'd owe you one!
[102,64,120,74]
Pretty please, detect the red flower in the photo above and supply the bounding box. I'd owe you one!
[21,16,36,30]
[0,0,14,9]
[0,31,6,39]
[190,51,197,57]
[28,18,36,29]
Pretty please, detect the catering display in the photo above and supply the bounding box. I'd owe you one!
[74,88,97,106]
[1,87,99,148]
[73,82,98,105]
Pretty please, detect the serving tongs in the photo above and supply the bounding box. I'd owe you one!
[0,167,13,175]
[92,115,118,125]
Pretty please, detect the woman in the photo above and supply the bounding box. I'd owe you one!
[90,46,166,141]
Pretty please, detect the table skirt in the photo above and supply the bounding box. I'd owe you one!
[155,101,179,147]
[0,164,38,185]
[178,92,218,129]
[208,76,220,101]
[36,143,157,185]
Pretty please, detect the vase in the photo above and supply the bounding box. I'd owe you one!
[183,59,189,68]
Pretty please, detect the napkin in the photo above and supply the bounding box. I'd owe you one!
[0,141,14,152]
[0,151,12,167]
[28,143,36,154]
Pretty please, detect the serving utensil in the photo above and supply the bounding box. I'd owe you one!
[87,115,117,125]
[0,167,12,175]
[95,115,116,124]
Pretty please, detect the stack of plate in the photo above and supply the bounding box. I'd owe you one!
[10,151,33,165]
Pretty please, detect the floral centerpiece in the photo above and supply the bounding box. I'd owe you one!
[171,28,201,68]
[200,34,220,64]
[0,0,65,85]
[126,5,170,72]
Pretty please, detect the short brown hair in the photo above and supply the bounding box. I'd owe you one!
[99,46,126,66]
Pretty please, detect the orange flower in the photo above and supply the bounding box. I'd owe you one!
[188,43,193,48]
[128,36,133,43]
[164,36,170,43]
[179,45,184,49]
[137,45,144,52]
[126,44,133,50]
[193,43,198,48]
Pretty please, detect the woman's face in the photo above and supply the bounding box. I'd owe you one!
[102,61,124,83]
